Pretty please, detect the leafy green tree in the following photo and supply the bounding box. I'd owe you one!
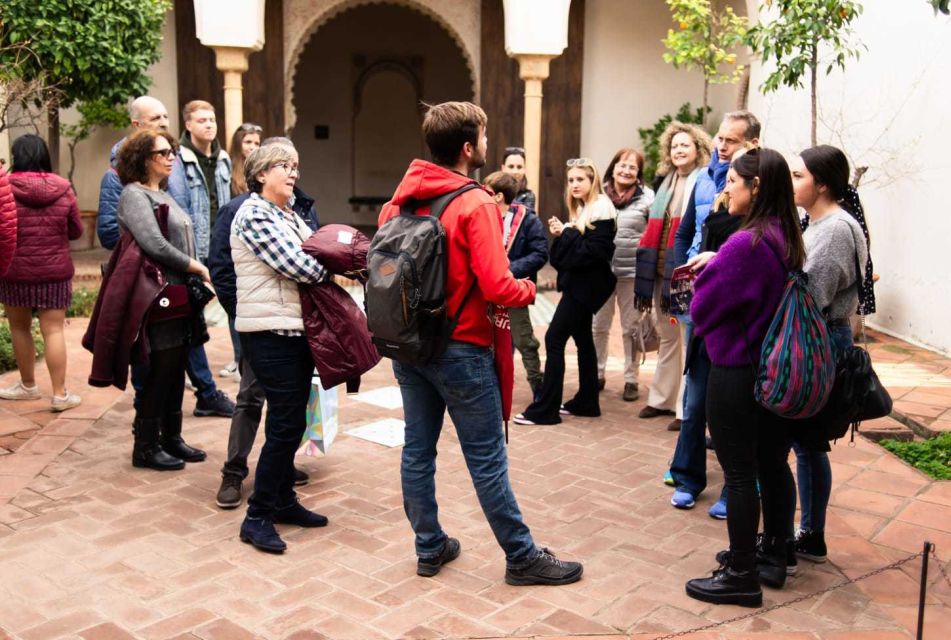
[0,0,170,170]
[746,0,865,146]
[931,0,949,15]
[662,0,748,123]
[61,100,129,187]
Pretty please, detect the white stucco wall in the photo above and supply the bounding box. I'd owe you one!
[580,0,747,170]
[746,3,951,354]
[62,10,180,213]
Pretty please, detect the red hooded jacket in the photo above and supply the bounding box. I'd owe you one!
[0,165,16,277]
[378,160,535,347]
[3,172,83,283]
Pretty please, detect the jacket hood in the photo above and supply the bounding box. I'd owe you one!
[708,148,730,192]
[109,138,125,168]
[388,159,481,207]
[9,172,73,207]
[180,131,222,159]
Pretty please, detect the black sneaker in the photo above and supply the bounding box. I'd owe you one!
[294,466,310,486]
[716,534,798,579]
[795,529,827,563]
[216,475,242,509]
[194,390,236,417]
[505,548,583,586]
[417,537,461,577]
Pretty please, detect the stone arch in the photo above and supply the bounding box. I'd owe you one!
[284,0,478,132]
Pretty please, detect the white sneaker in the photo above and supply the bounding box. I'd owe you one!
[218,361,238,377]
[51,391,82,412]
[0,381,41,400]
[513,413,537,425]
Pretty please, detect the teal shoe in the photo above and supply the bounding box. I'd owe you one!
[664,470,675,487]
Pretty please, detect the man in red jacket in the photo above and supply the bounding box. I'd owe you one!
[378,102,583,586]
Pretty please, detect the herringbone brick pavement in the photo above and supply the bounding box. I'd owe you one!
[0,306,949,639]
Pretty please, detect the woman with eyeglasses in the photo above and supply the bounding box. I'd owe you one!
[113,128,212,470]
[231,142,330,553]
[0,134,84,411]
[592,148,655,402]
[634,122,712,429]
[501,146,536,211]
[514,158,617,425]
[220,123,264,379]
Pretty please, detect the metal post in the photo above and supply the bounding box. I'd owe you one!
[917,541,932,640]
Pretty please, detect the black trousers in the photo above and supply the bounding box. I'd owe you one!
[522,292,599,424]
[137,345,187,424]
[706,365,795,570]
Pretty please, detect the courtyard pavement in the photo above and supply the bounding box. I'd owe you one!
[1,298,950,639]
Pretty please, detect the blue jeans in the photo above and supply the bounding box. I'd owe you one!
[241,332,313,519]
[393,341,536,565]
[793,324,853,533]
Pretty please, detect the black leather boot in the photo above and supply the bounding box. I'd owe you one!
[756,535,789,589]
[132,418,185,471]
[161,410,206,462]
[686,551,762,607]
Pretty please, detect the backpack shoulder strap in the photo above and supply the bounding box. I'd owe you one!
[430,182,482,219]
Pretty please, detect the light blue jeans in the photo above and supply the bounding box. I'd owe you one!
[393,341,537,566]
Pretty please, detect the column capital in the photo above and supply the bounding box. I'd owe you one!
[212,46,253,73]
[514,54,554,82]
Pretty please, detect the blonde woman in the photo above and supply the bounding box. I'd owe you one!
[515,158,617,425]
[633,122,712,426]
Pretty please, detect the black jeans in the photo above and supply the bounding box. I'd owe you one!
[137,345,187,423]
[706,365,795,570]
[522,292,599,424]
[241,331,314,519]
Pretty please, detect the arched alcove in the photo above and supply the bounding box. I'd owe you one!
[288,2,475,229]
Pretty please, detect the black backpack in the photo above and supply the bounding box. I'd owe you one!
[365,183,480,365]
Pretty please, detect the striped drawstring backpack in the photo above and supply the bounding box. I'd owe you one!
[754,247,836,419]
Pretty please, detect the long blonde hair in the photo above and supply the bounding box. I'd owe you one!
[564,160,603,233]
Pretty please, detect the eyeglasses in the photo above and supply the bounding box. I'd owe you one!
[239,123,263,133]
[150,148,177,160]
[566,158,595,168]
[272,162,301,177]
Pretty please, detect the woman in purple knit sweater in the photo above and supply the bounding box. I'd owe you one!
[683,149,807,608]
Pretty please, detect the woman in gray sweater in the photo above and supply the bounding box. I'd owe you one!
[116,129,211,471]
[592,149,654,401]
[789,144,868,566]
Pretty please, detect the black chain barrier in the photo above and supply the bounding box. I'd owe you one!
[649,542,945,640]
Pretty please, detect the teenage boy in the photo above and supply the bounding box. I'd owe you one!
[379,102,582,586]
[668,111,761,518]
[168,99,236,418]
[482,171,548,398]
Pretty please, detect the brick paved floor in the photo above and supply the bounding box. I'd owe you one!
[0,305,950,639]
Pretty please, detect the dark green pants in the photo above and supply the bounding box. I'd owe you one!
[508,305,543,390]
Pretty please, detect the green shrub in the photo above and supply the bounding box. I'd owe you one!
[67,286,99,318]
[0,319,46,374]
[638,102,711,185]
[881,434,951,480]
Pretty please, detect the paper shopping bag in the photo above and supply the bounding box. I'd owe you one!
[300,375,339,455]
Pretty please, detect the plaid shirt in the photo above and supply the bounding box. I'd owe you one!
[232,192,326,336]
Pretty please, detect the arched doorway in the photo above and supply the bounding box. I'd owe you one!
[289,2,475,230]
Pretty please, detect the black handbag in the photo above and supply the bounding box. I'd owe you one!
[185,273,216,310]
[815,247,892,442]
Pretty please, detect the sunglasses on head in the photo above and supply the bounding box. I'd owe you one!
[566,157,595,168]
[239,123,263,133]
[504,146,526,156]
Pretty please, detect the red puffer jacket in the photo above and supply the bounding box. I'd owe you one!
[0,165,16,277]
[3,172,83,283]
[300,225,380,392]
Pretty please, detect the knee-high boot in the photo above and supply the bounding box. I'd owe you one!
[161,410,207,462]
[132,417,185,470]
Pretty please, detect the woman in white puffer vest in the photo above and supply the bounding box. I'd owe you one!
[230,142,330,554]
[592,148,655,402]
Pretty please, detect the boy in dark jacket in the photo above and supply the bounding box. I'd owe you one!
[208,149,319,509]
[483,171,548,397]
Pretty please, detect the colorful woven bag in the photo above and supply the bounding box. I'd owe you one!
[754,270,836,419]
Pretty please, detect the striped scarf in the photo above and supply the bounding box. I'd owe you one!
[634,168,700,312]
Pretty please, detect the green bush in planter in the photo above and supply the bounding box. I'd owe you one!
[881,434,951,480]
[67,287,99,318]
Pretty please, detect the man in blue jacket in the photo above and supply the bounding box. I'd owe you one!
[209,137,320,509]
[668,111,760,518]
[483,171,548,398]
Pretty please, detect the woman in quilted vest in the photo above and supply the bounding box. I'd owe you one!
[789,145,868,567]
[591,148,655,402]
[230,142,330,554]
[0,135,83,411]
[685,149,805,607]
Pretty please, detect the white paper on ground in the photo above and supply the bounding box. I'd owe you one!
[347,418,406,448]
[352,385,404,410]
